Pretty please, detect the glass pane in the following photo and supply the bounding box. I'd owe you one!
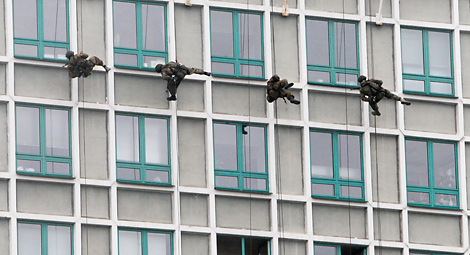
[46,109,70,157]
[341,185,362,198]
[148,232,171,255]
[14,0,37,39]
[336,73,358,86]
[143,56,166,68]
[15,44,38,57]
[43,0,67,42]
[212,62,235,75]
[307,19,329,66]
[430,81,452,94]
[240,64,263,77]
[244,177,267,190]
[403,79,425,92]
[145,118,168,165]
[339,134,362,181]
[243,126,266,173]
[215,175,238,188]
[312,183,335,196]
[239,13,262,60]
[115,53,138,66]
[44,47,67,60]
[433,142,456,189]
[402,29,424,75]
[211,10,234,57]
[116,115,140,162]
[18,223,41,255]
[142,4,165,51]
[245,238,269,255]
[16,106,40,154]
[117,167,141,180]
[408,191,430,204]
[48,225,71,255]
[335,22,357,68]
[119,230,142,255]
[429,31,451,77]
[308,70,330,83]
[217,236,242,255]
[146,169,169,183]
[47,162,70,175]
[315,244,337,255]
[113,1,137,48]
[435,194,458,206]
[17,159,41,172]
[406,140,429,186]
[310,132,334,178]
[214,123,238,170]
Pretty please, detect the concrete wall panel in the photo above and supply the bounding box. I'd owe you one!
[81,186,109,219]
[373,209,401,241]
[276,126,303,195]
[309,91,362,125]
[375,248,402,255]
[80,109,108,180]
[461,32,470,98]
[274,89,301,120]
[180,193,208,227]
[404,101,456,134]
[371,135,399,203]
[79,73,106,104]
[81,225,110,255]
[115,74,169,109]
[17,181,73,216]
[367,24,395,92]
[306,0,357,14]
[0,179,7,211]
[177,81,204,112]
[365,0,391,18]
[15,65,70,100]
[216,196,270,231]
[212,82,266,117]
[400,0,451,23]
[312,204,366,238]
[117,189,172,223]
[369,99,396,129]
[212,0,262,5]
[0,104,6,172]
[77,0,106,58]
[0,219,8,255]
[175,5,203,68]
[272,14,299,83]
[182,233,209,255]
[278,201,305,233]
[0,0,5,55]
[465,107,470,136]
[408,212,460,246]
[279,239,306,255]
[178,118,206,187]
[273,0,297,8]
[460,0,470,25]
[0,64,5,94]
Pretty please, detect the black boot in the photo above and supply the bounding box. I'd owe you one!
[289,99,300,105]
[167,95,177,101]
[400,98,411,105]
[372,110,381,116]
[284,83,294,89]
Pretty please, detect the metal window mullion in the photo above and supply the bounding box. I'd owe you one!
[42,223,48,255]
[329,21,336,85]
[136,2,143,68]
[428,141,436,206]
[139,116,146,182]
[39,107,48,174]
[37,0,44,58]
[332,133,341,197]
[241,237,246,255]
[237,123,244,189]
[233,11,240,77]
[142,230,148,255]
[422,30,431,93]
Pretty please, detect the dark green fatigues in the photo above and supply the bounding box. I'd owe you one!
[360,79,404,116]
[67,53,108,78]
[266,75,300,104]
[159,62,209,100]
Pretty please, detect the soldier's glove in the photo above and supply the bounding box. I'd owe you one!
[204,72,211,76]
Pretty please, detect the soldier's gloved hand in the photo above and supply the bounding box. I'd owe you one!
[204,72,211,76]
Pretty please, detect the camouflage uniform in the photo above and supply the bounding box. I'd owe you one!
[266,75,300,105]
[358,75,410,116]
[155,61,211,101]
[65,51,110,78]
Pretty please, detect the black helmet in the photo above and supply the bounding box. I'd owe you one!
[358,75,367,82]
[155,64,163,73]
[65,51,74,59]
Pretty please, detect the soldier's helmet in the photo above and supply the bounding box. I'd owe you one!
[358,75,367,82]
[155,64,163,73]
[271,74,280,81]
[66,51,74,59]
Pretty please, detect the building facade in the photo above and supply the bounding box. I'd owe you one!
[0,0,470,255]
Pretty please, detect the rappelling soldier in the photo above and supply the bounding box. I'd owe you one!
[266,74,300,105]
[65,51,110,78]
[155,61,211,101]
[358,75,411,116]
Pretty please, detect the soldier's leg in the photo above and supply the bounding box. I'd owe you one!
[369,100,381,116]
[374,91,385,103]
[174,73,186,88]
[167,79,177,101]
[268,90,279,102]
[285,91,300,105]
[67,67,80,78]
[384,90,411,105]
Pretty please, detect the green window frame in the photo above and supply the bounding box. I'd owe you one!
[213,122,268,193]
[217,235,270,255]
[15,105,72,178]
[113,0,168,70]
[210,8,265,79]
[405,138,459,209]
[401,27,454,97]
[314,243,366,255]
[118,228,172,255]
[18,221,73,255]
[310,130,364,201]
[306,18,360,88]
[13,0,69,61]
[115,113,171,185]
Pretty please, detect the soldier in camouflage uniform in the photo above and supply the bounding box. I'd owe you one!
[266,75,300,105]
[65,51,110,79]
[358,75,410,116]
[155,61,211,101]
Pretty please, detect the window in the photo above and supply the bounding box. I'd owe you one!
[314,243,365,255]
[115,113,170,185]
[210,9,264,79]
[405,138,458,209]
[18,222,72,255]
[217,235,269,255]
[113,0,167,69]
[16,105,71,177]
[401,28,453,96]
[119,229,172,255]
[310,130,364,200]
[213,122,268,192]
[306,19,359,87]
[13,0,68,60]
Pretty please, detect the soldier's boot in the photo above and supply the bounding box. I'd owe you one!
[284,83,294,89]
[371,110,381,116]
[289,98,300,105]
[399,98,411,105]
[103,65,111,72]
[204,71,211,76]
[371,103,381,116]
[167,95,177,101]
